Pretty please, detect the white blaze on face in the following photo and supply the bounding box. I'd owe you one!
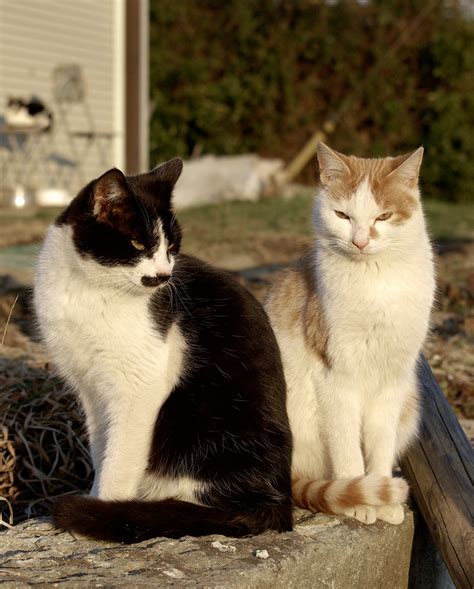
[345,178,379,251]
[133,221,174,286]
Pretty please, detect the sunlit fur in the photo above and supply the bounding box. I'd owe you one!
[266,143,435,525]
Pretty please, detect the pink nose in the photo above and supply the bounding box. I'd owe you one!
[352,238,369,251]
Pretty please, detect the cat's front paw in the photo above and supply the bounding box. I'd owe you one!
[376,504,405,525]
[342,505,377,524]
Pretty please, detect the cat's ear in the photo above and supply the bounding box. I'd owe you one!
[92,168,129,221]
[138,158,183,205]
[387,147,424,188]
[316,143,350,185]
[151,157,183,187]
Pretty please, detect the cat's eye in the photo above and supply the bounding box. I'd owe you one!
[167,243,174,252]
[376,212,393,221]
[335,210,350,220]
[131,239,145,251]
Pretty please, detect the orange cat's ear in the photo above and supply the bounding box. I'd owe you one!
[387,147,424,188]
[316,143,350,186]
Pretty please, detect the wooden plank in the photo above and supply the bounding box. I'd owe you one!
[401,356,474,589]
[125,0,149,174]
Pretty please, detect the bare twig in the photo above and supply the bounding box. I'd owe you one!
[1,295,19,347]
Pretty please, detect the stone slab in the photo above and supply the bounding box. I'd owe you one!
[0,509,414,588]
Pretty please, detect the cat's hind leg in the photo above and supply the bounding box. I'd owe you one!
[395,387,420,458]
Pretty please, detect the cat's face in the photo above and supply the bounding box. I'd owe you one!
[314,144,424,258]
[57,158,183,292]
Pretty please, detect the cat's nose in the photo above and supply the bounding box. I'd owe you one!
[141,273,170,287]
[352,238,369,251]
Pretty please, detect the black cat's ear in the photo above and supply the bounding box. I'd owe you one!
[151,157,183,188]
[317,143,351,186]
[92,168,129,222]
[134,158,183,205]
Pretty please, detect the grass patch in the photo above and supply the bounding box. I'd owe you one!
[179,193,313,240]
[423,200,474,242]
[177,193,314,265]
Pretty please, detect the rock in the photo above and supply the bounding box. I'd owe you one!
[254,549,270,559]
[211,540,237,553]
[0,510,415,588]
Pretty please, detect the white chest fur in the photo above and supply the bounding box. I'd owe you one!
[34,225,188,500]
[35,226,184,397]
[316,243,434,384]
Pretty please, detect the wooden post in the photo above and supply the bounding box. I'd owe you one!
[401,356,474,589]
[279,120,336,184]
[125,0,149,174]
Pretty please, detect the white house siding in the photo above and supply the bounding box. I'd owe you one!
[0,0,124,204]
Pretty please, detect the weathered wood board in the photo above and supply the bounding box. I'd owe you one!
[401,356,474,589]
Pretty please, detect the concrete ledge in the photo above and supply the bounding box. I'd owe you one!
[0,509,414,588]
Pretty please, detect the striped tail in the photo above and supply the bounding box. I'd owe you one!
[292,474,409,515]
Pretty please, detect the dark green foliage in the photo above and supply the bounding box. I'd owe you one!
[149,0,473,202]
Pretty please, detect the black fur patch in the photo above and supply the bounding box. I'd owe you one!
[149,255,292,508]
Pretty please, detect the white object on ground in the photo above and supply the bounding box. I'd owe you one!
[212,540,237,553]
[255,549,270,559]
[173,154,284,208]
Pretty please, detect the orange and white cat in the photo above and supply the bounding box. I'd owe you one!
[265,144,435,524]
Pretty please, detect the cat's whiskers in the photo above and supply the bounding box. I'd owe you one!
[165,281,176,315]
[171,275,192,301]
[168,278,192,317]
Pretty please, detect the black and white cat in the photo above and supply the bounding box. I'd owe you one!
[6,96,53,131]
[34,158,293,543]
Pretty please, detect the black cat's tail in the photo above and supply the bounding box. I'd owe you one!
[53,496,292,544]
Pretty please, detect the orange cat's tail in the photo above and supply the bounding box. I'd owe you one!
[292,474,409,514]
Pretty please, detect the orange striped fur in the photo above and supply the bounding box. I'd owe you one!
[292,475,409,514]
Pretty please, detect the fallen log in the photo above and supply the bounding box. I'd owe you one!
[401,356,474,589]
